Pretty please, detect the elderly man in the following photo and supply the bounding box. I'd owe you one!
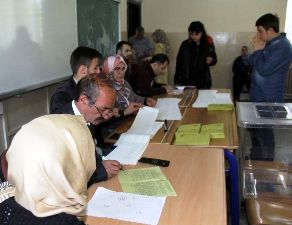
[58,73,121,184]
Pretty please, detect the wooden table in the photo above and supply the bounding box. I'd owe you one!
[84,143,226,225]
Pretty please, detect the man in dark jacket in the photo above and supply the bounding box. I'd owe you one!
[232,46,251,101]
[132,53,171,97]
[59,74,121,185]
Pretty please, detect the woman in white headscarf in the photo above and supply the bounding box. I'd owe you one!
[103,55,156,117]
[0,114,95,225]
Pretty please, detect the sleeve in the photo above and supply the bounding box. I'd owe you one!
[174,42,185,85]
[208,42,217,66]
[232,57,240,74]
[134,67,166,97]
[126,81,146,104]
[144,38,155,56]
[249,44,292,77]
[87,152,108,187]
[50,91,72,114]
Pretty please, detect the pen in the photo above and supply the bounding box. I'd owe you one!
[164,119,168,132]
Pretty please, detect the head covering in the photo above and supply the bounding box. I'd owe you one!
[102,55,127,85]
[3,114,95,217]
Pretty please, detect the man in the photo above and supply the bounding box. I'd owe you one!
[116,41,134,83]
[249,13,292,161]
[132,53,171,97]
[59,73,121,184]
[129,26,154,63]
[50,46,102,113]
[232,46,251,101]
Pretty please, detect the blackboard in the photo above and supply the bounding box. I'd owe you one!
[77,0,119,58]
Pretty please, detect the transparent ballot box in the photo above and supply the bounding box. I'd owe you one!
[237,102,292,200]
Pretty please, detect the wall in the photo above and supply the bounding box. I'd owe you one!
[119,0,288,87]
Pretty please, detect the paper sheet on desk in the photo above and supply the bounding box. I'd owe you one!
[106,133,150,165]
[192,90,232,108]
[155,98,182,120]
[118,166,177,197]
[127,106,163,137]
[86,187,166,225]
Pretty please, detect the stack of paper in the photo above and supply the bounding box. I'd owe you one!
[155,98,182,120]
[176,123,201,134]
[192,90,233,108]
[200,123,225,139]
[118,166,177,197]
[107,107,163,164]
[175,132,210,146]
[207,104,233,111]
[106,133,150,164]
[86,187,165,225]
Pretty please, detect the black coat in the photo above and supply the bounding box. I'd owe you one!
[174,36,217,88]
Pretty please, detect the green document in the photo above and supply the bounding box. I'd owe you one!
[201,123,225,139]
[207,104,233,111]
[118,166,177,197]
[176,123,201,134]
[175,132,210,146]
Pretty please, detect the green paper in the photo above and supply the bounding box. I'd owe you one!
[208,104,233,111]
[201,123,225,139]
[175,133,210,146]
[118,166,177,197]
[176,123,201,134]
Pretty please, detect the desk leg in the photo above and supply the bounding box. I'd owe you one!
[224,149,239,225]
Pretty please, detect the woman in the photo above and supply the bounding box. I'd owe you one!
[103,55,156,117]
[174,21,217,89]
[151,29,170,84]
[0,114,95,225]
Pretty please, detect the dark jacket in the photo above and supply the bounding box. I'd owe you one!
[50,76,77,114]
[249,33,292,102]
[58,102,108,184]
[0,198,85,225]
[174,36,217,88]
[132,61,167,97]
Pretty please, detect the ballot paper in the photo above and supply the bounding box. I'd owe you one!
[127,106,163,137]
[192,90,233,108]
[106,133,150,164]
[155,98,182,120]
[86,187,166,225]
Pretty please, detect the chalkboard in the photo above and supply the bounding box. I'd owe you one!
[77,0,119,58]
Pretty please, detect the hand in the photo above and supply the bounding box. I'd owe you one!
[124,102,142,116]
[251,35,265,51]
[206,57,213,64]
[102,160,121,178]
[163,85,173,95]
[112,107,120,117]
[146,98,156,107]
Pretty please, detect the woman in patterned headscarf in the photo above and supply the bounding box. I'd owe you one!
[0,114,95,225]
[103,55,156,117]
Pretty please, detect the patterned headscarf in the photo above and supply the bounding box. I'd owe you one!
[103,55,130,107]
[2,114,95,217]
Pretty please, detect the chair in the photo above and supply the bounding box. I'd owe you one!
[224,149,240,225]
[0,150,8,182]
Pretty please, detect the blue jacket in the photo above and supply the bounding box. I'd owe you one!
[249,33,292,102]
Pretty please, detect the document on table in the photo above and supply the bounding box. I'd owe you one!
[86,187,166,225]
[192,90,233,108]
[118,166,177,197]
[155,98,182,120]
[200,123,225,139]
[127,106,163,137]
[106,133,150,165]
[176,123,201,134]
[207,104,233,111]
[175,132,210,146]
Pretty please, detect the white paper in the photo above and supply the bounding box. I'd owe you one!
[155,98,182,120]
[127,106,160,136]
[86,187,166,225]
[192,90,233,108]
[107,133,150,164]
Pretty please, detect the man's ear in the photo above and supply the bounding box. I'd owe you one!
[79,94,88,105]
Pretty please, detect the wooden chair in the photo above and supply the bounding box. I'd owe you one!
[0,150,8,182]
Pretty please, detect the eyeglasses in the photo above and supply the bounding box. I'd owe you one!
[114,66,126,72]
[94,105,113,117]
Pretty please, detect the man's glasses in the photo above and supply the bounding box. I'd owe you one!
[94,105,113,117]
[114,66,126,72]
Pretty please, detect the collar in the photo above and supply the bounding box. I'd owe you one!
[72,101,81,116]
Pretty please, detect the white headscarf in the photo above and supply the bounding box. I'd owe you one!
[4,114,95,217]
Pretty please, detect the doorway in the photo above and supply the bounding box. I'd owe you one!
[127,0,141,39]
